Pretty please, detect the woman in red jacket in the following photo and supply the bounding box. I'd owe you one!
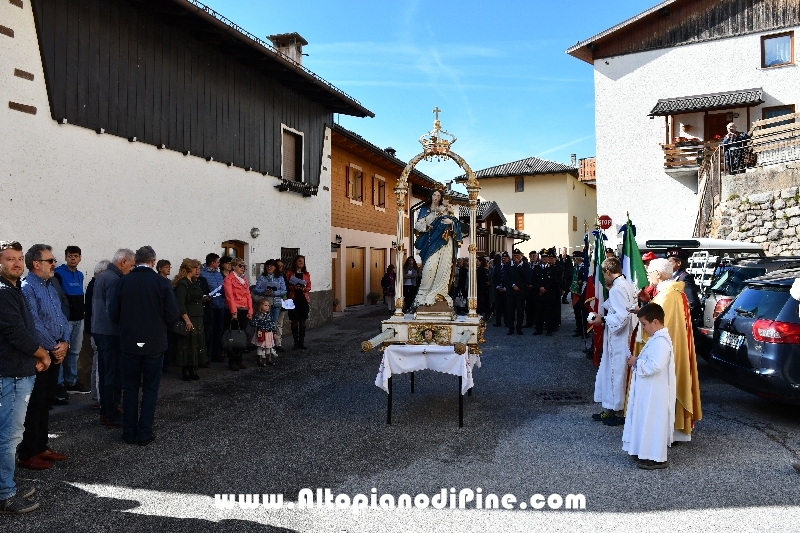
[285,255,311,350]
[223,258,253,370]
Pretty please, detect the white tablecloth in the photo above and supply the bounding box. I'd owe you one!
[375,344,481,395]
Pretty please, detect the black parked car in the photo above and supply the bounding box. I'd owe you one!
[711,267,800,403]
[697,257,800,359]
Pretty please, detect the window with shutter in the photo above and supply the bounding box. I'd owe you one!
[282,128,303,182]
[347,164,363,202]
[373,175,386,208]
[515,213,524,230]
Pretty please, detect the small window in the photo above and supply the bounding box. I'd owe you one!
[515,176,524,192]
[762,105,795,128]
[762,32,793,68]
[515,213,524,231]
[373,176,386,208]
[573,216,578,232]
[282,129,303,182]
[281,247,300,267]
[346,165,363,202]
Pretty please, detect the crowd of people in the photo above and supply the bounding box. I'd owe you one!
[0,240,313,514]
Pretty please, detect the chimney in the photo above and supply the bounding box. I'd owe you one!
[384,147,397,157]
[570,154,577,166]
[267,32,309,65]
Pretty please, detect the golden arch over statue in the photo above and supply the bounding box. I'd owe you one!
[392,109,481,318]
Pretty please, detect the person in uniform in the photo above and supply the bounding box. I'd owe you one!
[491,252,509,327]
[534,249,560,336]
[502,249,528,335]
[525,251,541,328]
[549,248,565,327]
[570,251,588,338]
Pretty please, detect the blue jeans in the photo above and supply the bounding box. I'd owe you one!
[0,376,35,500]
[59,320,83,385]
[94,334,122,424]
[121,352,163,443]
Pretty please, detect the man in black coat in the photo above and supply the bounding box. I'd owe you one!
[559,247,574,304]
[502,249,528,335]
[534,249,561,336]
[108,246,179,446]
[491,252,510,327]
[525,250,542,328]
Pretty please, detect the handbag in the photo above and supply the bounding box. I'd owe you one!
[172,320,191,337]
[221,320,248,351]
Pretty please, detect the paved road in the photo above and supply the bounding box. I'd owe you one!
[7,304,800,532]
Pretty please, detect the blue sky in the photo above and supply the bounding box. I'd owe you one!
[203,0,657,183]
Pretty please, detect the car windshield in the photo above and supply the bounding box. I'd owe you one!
[730,286,795,322]
[710,267,767,296]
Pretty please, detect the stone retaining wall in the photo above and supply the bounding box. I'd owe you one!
[715,186,800,256]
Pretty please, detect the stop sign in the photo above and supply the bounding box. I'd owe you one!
[598,215,613,229]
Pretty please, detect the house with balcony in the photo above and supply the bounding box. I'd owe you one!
[567,0,800,242]
[455,155,596,255]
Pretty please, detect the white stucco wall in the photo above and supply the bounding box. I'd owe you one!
[0,2,332,291]
[594,27,800,246]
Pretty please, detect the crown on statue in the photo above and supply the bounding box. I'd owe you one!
[419,107,457,161]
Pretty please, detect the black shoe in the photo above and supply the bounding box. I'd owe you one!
[182,368,191,382]
[198,362,210,369]
[522,324,533,329]
[66,381,90,394]
[637,459,668,470]
[507,330,514,335]
[546,331,553,336]
[516,330,523,335]
[532,331,543,336]
[572,332,583,337]
[602,415,625,427]
[0,494,40,514]
[16,484,36,499]
[54,384,69,401]
[275,346,285,353]
[137,436,156,446]
[122,436,136,445]
[52,397,69,406]
[493,323,501,327]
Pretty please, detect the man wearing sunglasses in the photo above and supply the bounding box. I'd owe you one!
[18,245,70,471]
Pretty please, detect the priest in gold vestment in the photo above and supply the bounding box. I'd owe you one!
[633,258,702,441]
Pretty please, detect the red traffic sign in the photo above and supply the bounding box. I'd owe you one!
[598,215,613,229]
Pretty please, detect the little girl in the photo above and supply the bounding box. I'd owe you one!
[250,298,278,366]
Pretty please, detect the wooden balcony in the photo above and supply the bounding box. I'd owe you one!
[578,157,596,183]
[750,112,800,166]
[662,140,719,177]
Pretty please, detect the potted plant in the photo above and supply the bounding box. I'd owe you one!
[367,291,381,305]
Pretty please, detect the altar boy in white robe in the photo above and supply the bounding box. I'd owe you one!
[589,258,637,426]
[622,303,676,470]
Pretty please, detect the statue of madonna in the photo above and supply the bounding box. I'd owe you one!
[412,189,463,310]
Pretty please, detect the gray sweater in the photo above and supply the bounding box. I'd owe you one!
[91,263,124,336]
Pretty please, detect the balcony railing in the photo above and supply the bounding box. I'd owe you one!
[662,140,719,169]
[749,112,800,166]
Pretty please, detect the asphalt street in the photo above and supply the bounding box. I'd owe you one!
[6,304,800,532]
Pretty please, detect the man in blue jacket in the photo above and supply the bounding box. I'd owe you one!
[53,245,88,394]
[19,244,70,471]
[109,246,179,446]
[200,253,225,362]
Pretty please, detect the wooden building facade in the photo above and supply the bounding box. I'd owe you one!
[30,0,372,185]
[2,0,373,329]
